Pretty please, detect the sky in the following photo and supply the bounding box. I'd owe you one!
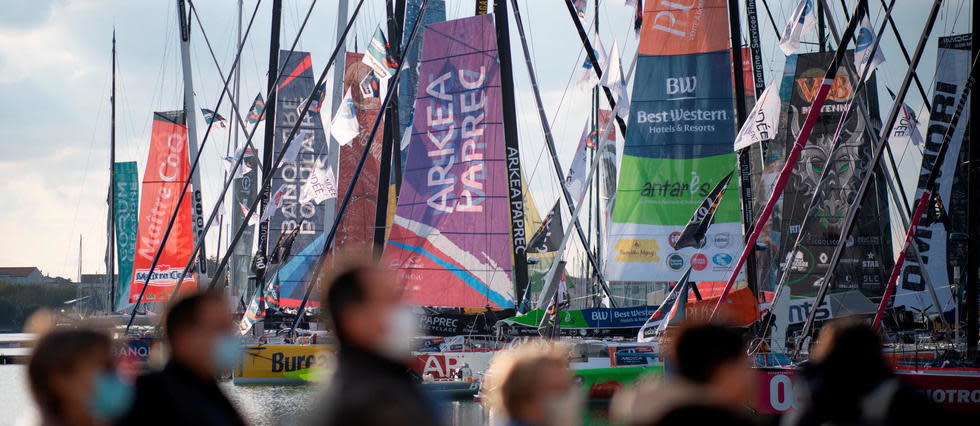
[0,0,973,280]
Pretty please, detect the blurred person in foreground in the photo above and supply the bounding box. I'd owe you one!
[27,328,133,426]
[481,340,581,426]
[612,323,756,426]
[782,319,952,426]
[308,262,440,426]
[118,292,245,426]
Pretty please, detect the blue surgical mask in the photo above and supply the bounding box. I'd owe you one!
[88,372,133,421]
[212,334,241,371]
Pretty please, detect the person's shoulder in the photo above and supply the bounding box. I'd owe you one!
[656,404,756,426]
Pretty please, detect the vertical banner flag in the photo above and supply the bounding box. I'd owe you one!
[638,266,693,342]
[779,0,817,56]
[363,27,397,80]
[528,200,564,253]
[567,123,591,200]
[733,82,781,151]
[230,148,258,304]
[897,34,972,313]
[334,52,385,256]
[267,51,329,308]
[606,0,744,282]
[579,34,608,88]
[246,93,265,123]
[383,15,516,308]
[129,111,197,302]
[601,41,631,118]
[775,51,892,297]
[853,10,886,82]
[887,87,925,146]
[330,88,360,145]
[113,161,139,310]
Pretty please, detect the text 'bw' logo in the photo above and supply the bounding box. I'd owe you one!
[666,77,697,95]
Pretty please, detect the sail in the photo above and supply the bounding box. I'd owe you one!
[334,52,384,257]
[267,50,329,308]
[398,0,447,132]
[230,148,259,307]
[383,14,515,308]
[605,0,744,282]
[896,34,971,313]
[113,161,139,310]
[772,51,892,297]
[129,111,196,303]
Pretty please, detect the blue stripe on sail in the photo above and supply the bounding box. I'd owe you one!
[387,240,513,308]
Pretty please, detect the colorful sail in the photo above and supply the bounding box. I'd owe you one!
[896,34,972,313]
[113,161,139,310]
[383,14,515,308]
[267,50,329,308]
[773,51,892,297]
[129,111,196,302]
[605,0,744,282]
[334,52,384,257]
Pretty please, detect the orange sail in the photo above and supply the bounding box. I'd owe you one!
[129,111,197,302]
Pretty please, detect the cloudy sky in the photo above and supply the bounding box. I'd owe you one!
[0,0,972,280]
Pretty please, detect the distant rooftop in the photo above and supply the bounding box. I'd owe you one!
[0,267,41,277]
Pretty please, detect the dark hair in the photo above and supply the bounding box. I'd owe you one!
[28,329,112,416]
[165,291,225,344]
[321,264,374,343]
[814,320,890,389]
[673,324,746,383]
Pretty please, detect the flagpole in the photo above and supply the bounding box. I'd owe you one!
[795,0,946,348]
[107,30,117,312]
[511,0,614,306]
[709,0,868,322]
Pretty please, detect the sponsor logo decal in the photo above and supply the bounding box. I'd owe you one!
[691,253,708,271]
[667,253,685,271]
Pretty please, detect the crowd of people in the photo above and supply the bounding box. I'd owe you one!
[22,262,974,425]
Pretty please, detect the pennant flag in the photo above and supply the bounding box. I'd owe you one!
[600,40,630,118]
[565,122,591,200]
[283,133,313,164]
[853,10,886,82]
[573,0,587,19]
[578,35,608,88]
[298,83,327,114]
[240,202,258,226]
[734,82,781,151]
[399,122,413,151]
[330,88,360,146]
[671,171,735,250]
[887,88,924,146]
[201,108,227,128]
[260,184,287,223]
[359,71,381,98]
[246,93,265,123]
[299,161,338,205]
[538,270,570,338]
[638,266,693,342]
[221,154,254,178]
[779,0,817,56]
[528,200,564,253]
[626,0,643,35]
[362,27,397,80]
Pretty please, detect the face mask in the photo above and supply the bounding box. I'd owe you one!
[88,372,133,421]
[212,334,241,371]
[544,388,584,426]
[379,306,418,362]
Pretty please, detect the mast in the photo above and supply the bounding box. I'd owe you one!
[373,0,405,257]
[968,6,979,361]
[107,31,117,311]
[228,0,244,300]
[255,0,282,289]
[325,0,348,262]
[176,0,209,286]
[727,0,758,300]
[591,0,601,307]
[494,0,530,304]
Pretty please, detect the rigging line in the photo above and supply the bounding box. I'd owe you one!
[759,0,782,40]
[512,0,615,305]
[563,0,627,138]
[126,0,267,331]
[166,0,323,301]
[284,0,430,333]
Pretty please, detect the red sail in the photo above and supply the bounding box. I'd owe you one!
[129,111,197,302]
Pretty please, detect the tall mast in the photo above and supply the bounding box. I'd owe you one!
[373,0,405,257]
[968,6,979,362]
[176,0,209,286]
[107,31,117,311]
[255,0,282,288]
[324,0,348,254]
[494,0,530,308]
[228,0,244,300]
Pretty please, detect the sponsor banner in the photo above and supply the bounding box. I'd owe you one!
[230,150,258,306]
[334,52,383,259]
[113,161,139,310]
[754,368,980,413]
[500,306,658,330]
[897,35,971,313]
[609,345,660,366]
[129,111,196,303]
[237,344,333,380]
[417,309,514,336]
[383,15,516,308]
[607,0,743,282]
[775,51,892,297]
[269,51,330,307]
[410,351,496,381]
